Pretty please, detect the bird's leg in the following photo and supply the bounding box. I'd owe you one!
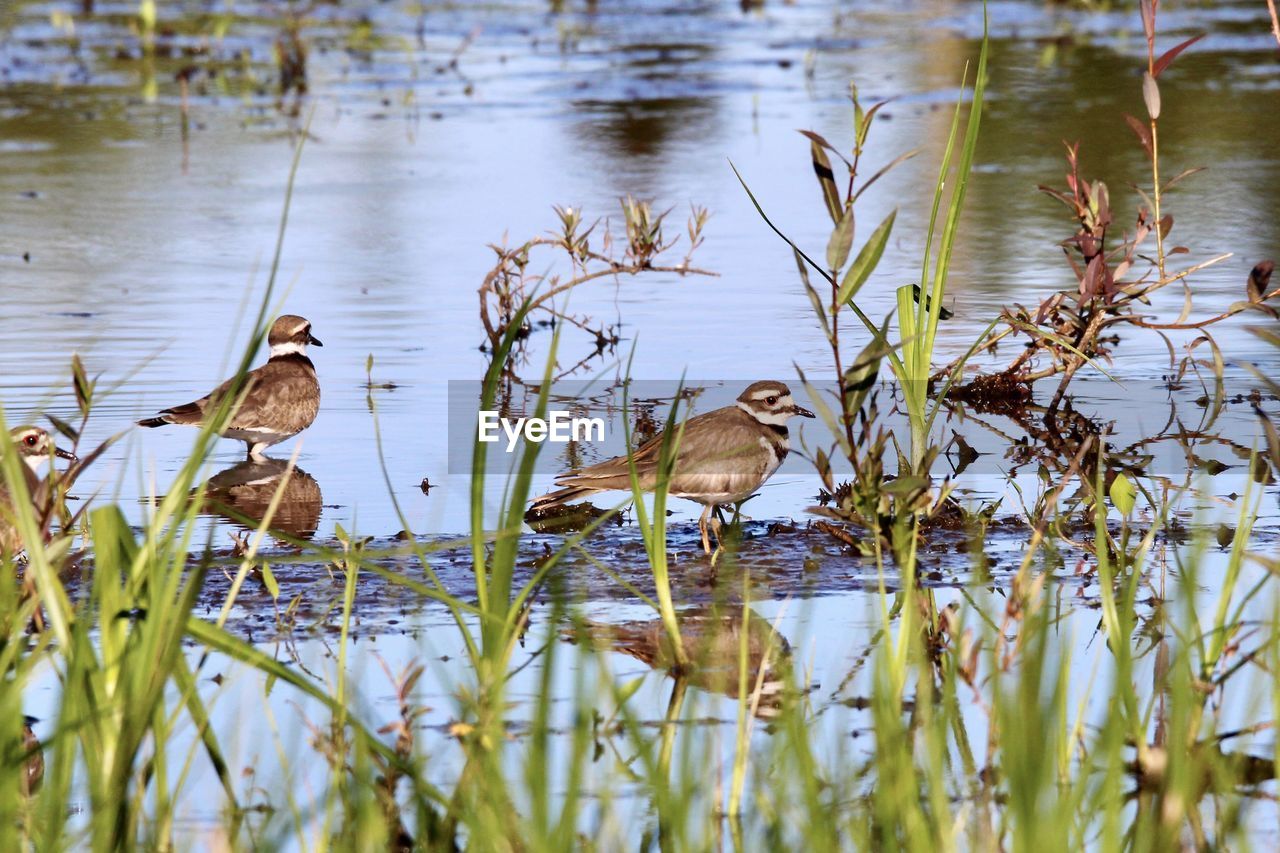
[698,503,714,555]
[707,507,727,567]
[708,504,725,553]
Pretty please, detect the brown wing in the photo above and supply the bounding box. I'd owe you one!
[553,406,769,495]
[225,360,320,432]
[164,360,319,432]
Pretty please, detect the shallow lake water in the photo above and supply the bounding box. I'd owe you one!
[4,0,1280,845]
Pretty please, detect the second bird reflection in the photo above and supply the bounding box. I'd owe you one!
[200,459,323,540]
[567,605,793,718]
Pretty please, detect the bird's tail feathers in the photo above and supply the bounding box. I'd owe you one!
[529,485,598,510]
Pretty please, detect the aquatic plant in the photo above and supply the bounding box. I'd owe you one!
[478,199,713,385]
[730,10,990,563]
[944,3,1275,410]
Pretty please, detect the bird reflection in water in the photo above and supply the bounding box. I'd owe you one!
[200,459,323,540]
[567,605,793,718]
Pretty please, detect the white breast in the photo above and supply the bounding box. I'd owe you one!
[758,435,785,483]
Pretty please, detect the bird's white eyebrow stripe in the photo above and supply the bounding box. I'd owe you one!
[751,390,785,400]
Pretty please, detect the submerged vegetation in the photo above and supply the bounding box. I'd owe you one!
[2,0,1280,849]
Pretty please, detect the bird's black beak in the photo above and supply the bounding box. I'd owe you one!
[55,446,77,462]
[792,405,816,419]
[308,333,323,347]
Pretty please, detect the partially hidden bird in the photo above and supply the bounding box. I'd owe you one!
[138,314,322,460]
[529,381,814,554]
[0,425,76,557]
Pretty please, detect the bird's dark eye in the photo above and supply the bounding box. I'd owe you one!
[23,434,37,447]
[766,396,778,406]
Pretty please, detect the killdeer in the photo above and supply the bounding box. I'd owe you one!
[0,426,76,556]
[529,381,815,554]
[138,314,322,460]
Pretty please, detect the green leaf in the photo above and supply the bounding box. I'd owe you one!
[71,354,92,417]
[837,209,896,305]
[260,562,280,600]
[1109,472,1136,515]
[616,676,646,706]
[842,316,889,416]
[826,207,855,272]
[45,412,80,443]
[882,476,928,495]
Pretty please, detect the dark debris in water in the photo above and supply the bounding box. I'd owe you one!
[107,515,1069,644]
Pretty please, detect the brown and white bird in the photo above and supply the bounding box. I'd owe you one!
[138,314,322,461]
[0,425,76,556]
[529,381,815,553]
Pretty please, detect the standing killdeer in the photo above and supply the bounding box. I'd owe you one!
[529,381,815,554]
[138,315,322,460]
[0,426,76,556]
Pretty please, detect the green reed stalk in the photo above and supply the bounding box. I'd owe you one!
[727,595,752,818]
[894,11,988,472]
[621,359,687,668]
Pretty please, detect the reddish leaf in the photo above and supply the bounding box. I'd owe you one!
[1153,33,1205,78]
[1162,165,1206,192]
[1158,214,1174,240]
[1123,113,1153,160]
[1139,0,1155,44]
[1080,255,1104,301]
[1037,184,1076,210]
[798,128,837,152]
[798,129,851,168]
